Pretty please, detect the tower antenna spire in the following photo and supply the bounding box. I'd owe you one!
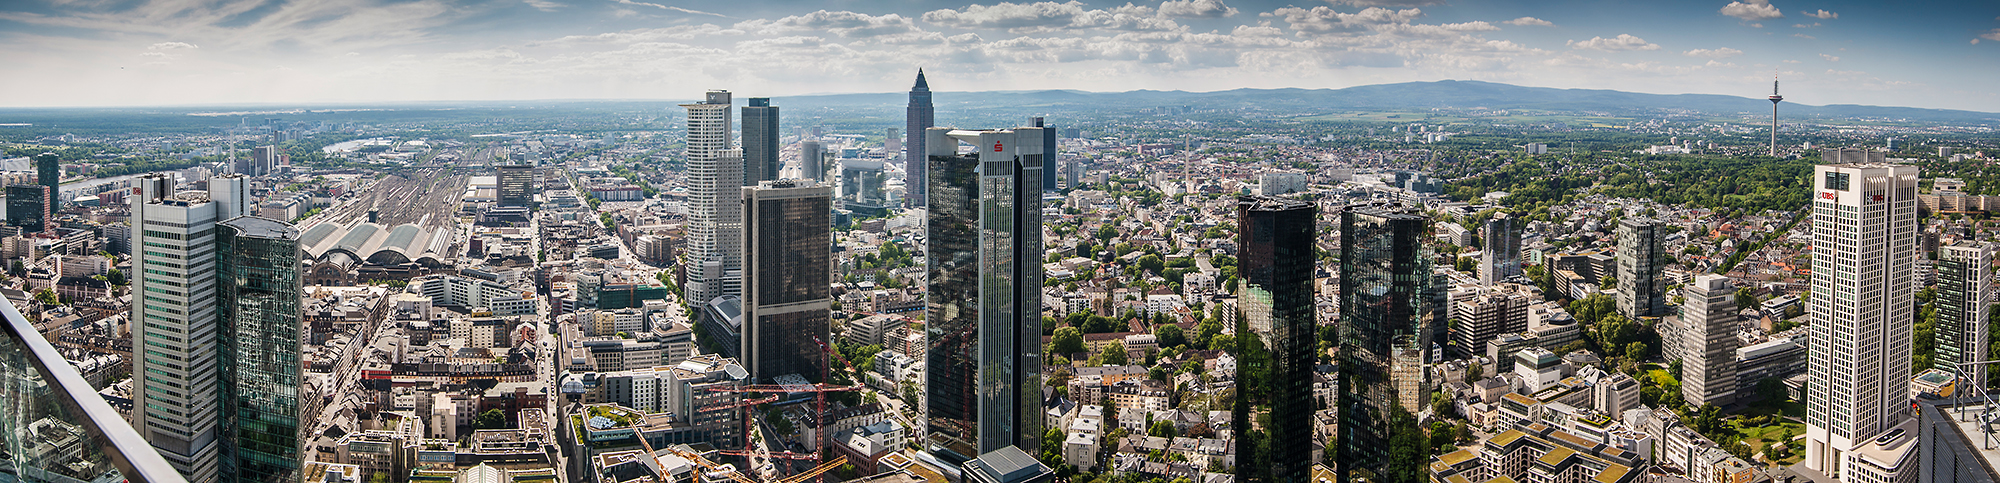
[1768,72,1784,157]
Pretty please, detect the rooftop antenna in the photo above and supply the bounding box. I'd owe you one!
[1768,73,1784,157]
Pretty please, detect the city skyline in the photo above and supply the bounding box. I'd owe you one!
[0,1,1997,111]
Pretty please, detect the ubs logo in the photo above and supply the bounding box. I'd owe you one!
[1818,192,1837,200]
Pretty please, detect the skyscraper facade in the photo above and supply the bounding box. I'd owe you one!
[6,184,49,233]
[799,140,826,182]
[684,91,746,310]
[1235,196,1316,483]
[1479,213,1522,285]
[35,152,58,206]
[1031,117,1057,192]
[496,164,534,207]
[1936,242,1991,385]
[741,180,831,382]
[743,97,780,184]
[131,174,246,483]
[924,126,1043,463]
[905,70,934,207]
[1680,274,1738,408]
[1337,207,1435,482]
[218,216,303,482]
[1803,156,1918,478]
[1614,218,1666,319]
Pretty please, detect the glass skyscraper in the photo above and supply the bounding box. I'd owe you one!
[1336,207,1435,482]
[925,126,1044,463]
[1234,196,1315,483]
[7,184,48,233]
[1615,218,1667,319]
[217,216,302,482]
[742,180,831,382]
[905,70,934,207]
[742,97,780,184]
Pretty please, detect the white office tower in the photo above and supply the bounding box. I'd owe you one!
[1802,155,1918,480]
[1480,213,1522,285]
[1679,274,1738,408]
[130,173,224,483]
[683,90,745,310]
[1937,242,1993,385]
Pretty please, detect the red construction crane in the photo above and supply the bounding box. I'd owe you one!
[703,336,865,483]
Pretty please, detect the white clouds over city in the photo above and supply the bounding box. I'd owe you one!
[0,0,1989,110]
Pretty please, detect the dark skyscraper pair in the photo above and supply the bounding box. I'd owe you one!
[924,126,1044,464]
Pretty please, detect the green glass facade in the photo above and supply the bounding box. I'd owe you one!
[217,217,302,483]
[1234,196,1316,483]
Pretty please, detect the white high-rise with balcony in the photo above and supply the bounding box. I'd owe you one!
[1803,153,1918,480]
[683,91,744,309]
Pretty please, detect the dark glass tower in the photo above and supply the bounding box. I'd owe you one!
[925,126,1044,463]
[1234,196,1316,483]
[742,180,832,382]
[35,152,58,208]
[743,97,780,184]
[7,184,48,233]
[1616,218,1667,318]
[1031,117,1057,192]
[905,70,934,207]
[1337,207,1435,482]
[218,216,303,483]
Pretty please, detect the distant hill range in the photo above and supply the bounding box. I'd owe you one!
[784,79,1999,124]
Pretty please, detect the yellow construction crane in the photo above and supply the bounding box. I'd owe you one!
[660,445,847,483]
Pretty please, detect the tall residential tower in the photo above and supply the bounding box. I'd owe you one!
[1803,153,1918,479]
[1937,242,1992,385]
[1680,274,1739,408]
[1479,213,1522,285]
[924,126,1044,463]
[684,91,746,311]
[1615,218,1666,319]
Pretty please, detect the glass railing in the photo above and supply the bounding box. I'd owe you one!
[0,296,189,483]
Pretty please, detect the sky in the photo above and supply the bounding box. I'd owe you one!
[1,0,1997,112]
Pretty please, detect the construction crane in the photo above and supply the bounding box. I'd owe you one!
[702,336,864,483]
[662,445,761,483]
[665,445,847,483]
[700,395,782,478]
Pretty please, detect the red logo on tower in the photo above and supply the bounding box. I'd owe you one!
[1818,192,1837,200]
[993,142,1003,152]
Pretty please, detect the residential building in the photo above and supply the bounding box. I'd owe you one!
[1937,242,1992,384]
[684,90,745,315]
[925,126,1044,463]
[1681,274,1739,408]
[1450,284,1530,358]
[1614,218,1666,319]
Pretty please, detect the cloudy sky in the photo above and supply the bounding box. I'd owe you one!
[2,0,1997,111]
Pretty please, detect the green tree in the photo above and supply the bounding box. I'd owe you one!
[1102,341,1129,366]
[1051,327,1087,355]
[33,289,57,305]
[1454,256,1476,273]
[1149,419,1178,438]
[1735,287,1760,310]
[1040,427,1065,466]
[104,268,126,286]
[473,409,508,430]
[1139,254,1165,274]
[1154,324,1187,350]
[1625,341,1649,362]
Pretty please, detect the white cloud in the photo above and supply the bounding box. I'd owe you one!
[1820,53,1839,61]
[1793,33,1815,39]
[1326,0,1443,6]
[921,1,1179,33]
[1504,17,1553,26]
[605,0,726,18]
[1683,47,1743,58]
[148,41,199,50]
[1981,29,2000,42]
[1567,34,1659,51]
[737,11,922,38]
[523,0,563,12]
[1263,6,1422,34]
[1793,22,1819,28]
[1158,0,1237,18]
[1720,1,1783,21]
[1801,9,1836,19]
